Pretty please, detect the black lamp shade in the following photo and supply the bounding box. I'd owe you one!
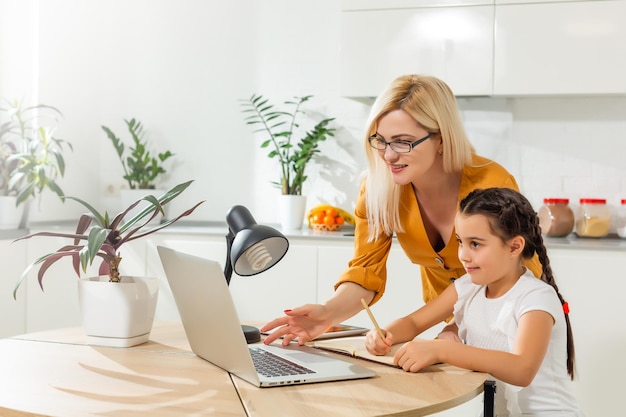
[227,205,289,276]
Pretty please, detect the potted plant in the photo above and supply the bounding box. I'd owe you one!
[102,118,174,222]
[240,94,335,229]
[0,98,72,229]
[13,180,204,347]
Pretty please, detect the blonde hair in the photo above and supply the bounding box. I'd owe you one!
[364,75,475,241]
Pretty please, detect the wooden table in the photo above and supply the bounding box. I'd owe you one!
[1,322,489,417]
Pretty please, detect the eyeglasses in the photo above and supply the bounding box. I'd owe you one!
[368,132,435,153]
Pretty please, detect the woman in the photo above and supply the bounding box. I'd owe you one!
[262,74,541,345]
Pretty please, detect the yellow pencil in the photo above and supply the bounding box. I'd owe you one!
[360,298,386,343]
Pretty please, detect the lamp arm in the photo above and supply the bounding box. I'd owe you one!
[224,230,235,285]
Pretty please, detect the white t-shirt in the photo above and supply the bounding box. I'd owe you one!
[454,270,583,417]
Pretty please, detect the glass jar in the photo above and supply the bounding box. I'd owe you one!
[616,199,626,239]
[538,198,574,237]
[575,198,611,238]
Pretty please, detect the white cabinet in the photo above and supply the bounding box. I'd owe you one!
[342,0,493,10]
[340,5,494,97]
[145,234,318,324]
[548,247,625,417]
[0,239,26,337]
[494,0,626,95]
[496,0,585,3]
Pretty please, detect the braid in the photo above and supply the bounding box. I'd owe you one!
[460,187,576,379]
[530,204,576,380]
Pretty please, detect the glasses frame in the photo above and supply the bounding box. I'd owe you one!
[368,132,435,153]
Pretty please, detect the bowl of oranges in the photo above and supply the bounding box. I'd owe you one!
[306,205,355,232]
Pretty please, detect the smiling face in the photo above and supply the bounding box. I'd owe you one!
[455,212,525,297]
[374,109,440,186]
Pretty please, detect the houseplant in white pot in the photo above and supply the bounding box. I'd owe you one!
[241,95,335,230]
[102,118,174,223]
[13,180,204,347]
[0,98,72,229]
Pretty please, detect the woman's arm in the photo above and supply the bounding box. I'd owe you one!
[261,282,375,346]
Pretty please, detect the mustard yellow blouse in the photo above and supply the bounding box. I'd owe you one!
[335,155,542,305]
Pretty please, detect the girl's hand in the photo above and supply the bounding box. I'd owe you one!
[435,321,462,343]
[260,304,333,346]
[364,328,393,355]
[394,340,441,372]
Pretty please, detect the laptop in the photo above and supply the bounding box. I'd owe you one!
[157,246,375,387]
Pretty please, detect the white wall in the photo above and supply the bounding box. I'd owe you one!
[1,0,625,227]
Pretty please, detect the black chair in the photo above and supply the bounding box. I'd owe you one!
[483,380,496,417]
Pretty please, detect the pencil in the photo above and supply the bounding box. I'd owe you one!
[360,298,387,343]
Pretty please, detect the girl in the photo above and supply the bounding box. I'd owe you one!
[365,188,583,416]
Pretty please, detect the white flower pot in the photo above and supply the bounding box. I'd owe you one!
[77,275,159,347]
[278,194,307,231]
[0,196,24,230]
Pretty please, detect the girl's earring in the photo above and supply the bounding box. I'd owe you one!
[438,149,443,155]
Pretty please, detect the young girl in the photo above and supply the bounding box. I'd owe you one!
[365,188,583,416]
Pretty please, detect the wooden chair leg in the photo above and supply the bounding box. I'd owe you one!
[483,380,496,417]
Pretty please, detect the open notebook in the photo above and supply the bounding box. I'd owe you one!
[306,336,401,368]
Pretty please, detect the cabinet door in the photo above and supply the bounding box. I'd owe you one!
[0,239,27,337]
[146,235,317,324]
[494,1,626,95]
[548,247,625,417]
[342,0,492,10]
[341,5,494,97]
[21,236,82,332]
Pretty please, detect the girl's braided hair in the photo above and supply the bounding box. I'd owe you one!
[459,187,575,379]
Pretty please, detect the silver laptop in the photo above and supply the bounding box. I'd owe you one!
[157,246,375,387]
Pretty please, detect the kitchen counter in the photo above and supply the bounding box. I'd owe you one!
[4,220,626,250]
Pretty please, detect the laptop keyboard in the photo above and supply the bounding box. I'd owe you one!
[249,347,316,377]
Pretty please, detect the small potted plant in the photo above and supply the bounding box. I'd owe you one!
[240,94,335,229]
[0,98,72,229]
[13,180,204,347]
[102,118,174,222]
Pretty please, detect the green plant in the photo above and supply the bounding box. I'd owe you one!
[241,95,335,195]
[13,180,204,298]
[0,98,72,205]
[102,118,174,190]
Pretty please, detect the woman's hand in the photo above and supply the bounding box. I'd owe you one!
[364,328,393,356]
[394,340,442,372]
[260,304,333,346]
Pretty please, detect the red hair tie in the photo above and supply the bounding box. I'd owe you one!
[562,302,570,315]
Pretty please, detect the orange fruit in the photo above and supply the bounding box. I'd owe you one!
[323,215,335,225]
[311,213,324,224]
[325,208,338,218]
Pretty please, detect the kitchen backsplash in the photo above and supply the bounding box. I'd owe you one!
[458,96,626,232]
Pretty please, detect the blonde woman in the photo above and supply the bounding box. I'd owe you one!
[262,75,541,346]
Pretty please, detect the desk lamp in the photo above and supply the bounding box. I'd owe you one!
[224,205,289,343]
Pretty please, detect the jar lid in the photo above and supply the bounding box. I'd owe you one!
[543,198,569,204]
[579,198,607,204]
